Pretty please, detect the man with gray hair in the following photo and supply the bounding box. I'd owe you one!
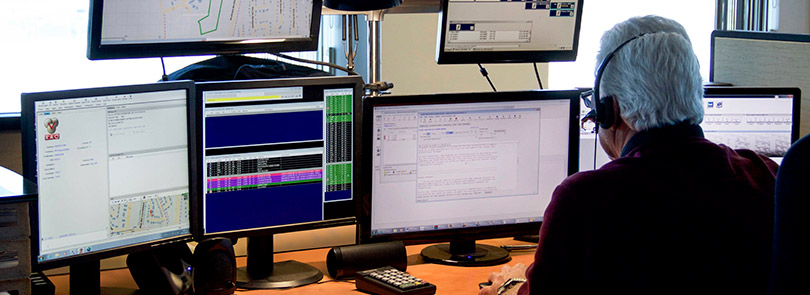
[481,15,778,295]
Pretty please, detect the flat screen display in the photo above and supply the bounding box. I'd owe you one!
[702,87,801,158]
[359,90,580,247]
[198,76,363,237]
[21,81,197,266]
[436,0,583,64]
[88,0,323,59]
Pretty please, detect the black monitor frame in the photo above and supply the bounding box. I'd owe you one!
[87,0,323,60]
[709,30,810,82]
[195,75,365,241]
[358,90,580,254]
[435,0,584,64]
[195,75,364,288]
[703,86,802,144]
[21,80,201,272]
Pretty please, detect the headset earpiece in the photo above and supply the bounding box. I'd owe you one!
[596,95,616,129]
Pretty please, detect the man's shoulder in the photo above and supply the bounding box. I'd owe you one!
[628,137,777,172]
[557,139,777,196]
[554,165,630,198]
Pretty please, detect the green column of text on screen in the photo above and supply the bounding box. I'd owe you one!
[327,163,352,186]
[327,115,352,123]
[327,95,352,114]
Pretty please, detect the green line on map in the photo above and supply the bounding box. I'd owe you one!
[198,0,224,35]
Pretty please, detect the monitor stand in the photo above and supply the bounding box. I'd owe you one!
[420,240,511,267]
[69,260,137,295]
[236,235,323,289]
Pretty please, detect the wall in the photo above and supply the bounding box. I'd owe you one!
[0,130,22,174]
[381,13,549,95]
[777,0,810,33]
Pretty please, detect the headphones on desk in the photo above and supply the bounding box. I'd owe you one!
[593,32,660,129]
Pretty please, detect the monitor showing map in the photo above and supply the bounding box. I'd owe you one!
[21,81,199,269]
[87,0,323,59]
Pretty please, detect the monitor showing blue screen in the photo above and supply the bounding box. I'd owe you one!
[198,76,362,237]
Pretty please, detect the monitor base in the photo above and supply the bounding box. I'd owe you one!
[236,260,323,289]
[421,243,511,266]
[69,260,139,295]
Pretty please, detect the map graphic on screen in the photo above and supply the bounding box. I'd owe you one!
[100,0,313,45]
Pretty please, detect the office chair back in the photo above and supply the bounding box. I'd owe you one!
[769,134,810,295]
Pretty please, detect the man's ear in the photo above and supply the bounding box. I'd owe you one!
[610,95,622,129]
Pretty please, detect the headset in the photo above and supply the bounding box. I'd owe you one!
[593,32,659,129]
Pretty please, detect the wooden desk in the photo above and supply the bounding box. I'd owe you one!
[49,238,536,295]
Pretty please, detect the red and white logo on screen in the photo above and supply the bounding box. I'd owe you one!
[44,117,60,141]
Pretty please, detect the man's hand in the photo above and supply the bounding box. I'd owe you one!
[479,263,528,295]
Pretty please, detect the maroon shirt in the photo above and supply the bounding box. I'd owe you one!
[519,124,778,295]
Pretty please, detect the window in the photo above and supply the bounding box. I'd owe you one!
[548,1,715,89]
[1,1,335,117]
[1,2,208,115]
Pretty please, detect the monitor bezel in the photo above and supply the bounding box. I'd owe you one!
[709,30,810,83]
[703,86,802,144]
[195,75,365,240]
[358,89,581,245]
[21,80,200,270]
[435,0,584,64]
[87,0,324,60]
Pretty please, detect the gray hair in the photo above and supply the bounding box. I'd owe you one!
[596,15,703,131]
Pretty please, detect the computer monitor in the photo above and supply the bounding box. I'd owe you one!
[87,0,323,60]
[702,86,801,159]
[435,0,583,64]
[710,30,810,137]
[20,81,199,294]
[359,89,580,266]
[196,75,364,288]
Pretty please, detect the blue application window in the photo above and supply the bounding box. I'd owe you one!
[201,85,354,234]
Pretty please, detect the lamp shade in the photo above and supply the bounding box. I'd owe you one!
[324,0,402,11]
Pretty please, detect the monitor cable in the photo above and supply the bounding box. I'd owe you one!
[478,64,497,92]
[580,89,599,171]
[593,125,599,170]
[500,244,537,251]
[271,52,360,76]
[160,57,169,82]
[533,63,543,89]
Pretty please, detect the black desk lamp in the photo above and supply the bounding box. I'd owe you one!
[324,0,402,11]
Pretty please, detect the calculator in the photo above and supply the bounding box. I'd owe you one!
[355,266,436,295]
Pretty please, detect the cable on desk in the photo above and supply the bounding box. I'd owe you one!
[500,244,537,251]
[160,57,169,81]
[316,278,356,285]
[478,63,497,92]
[533,62,543,89]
